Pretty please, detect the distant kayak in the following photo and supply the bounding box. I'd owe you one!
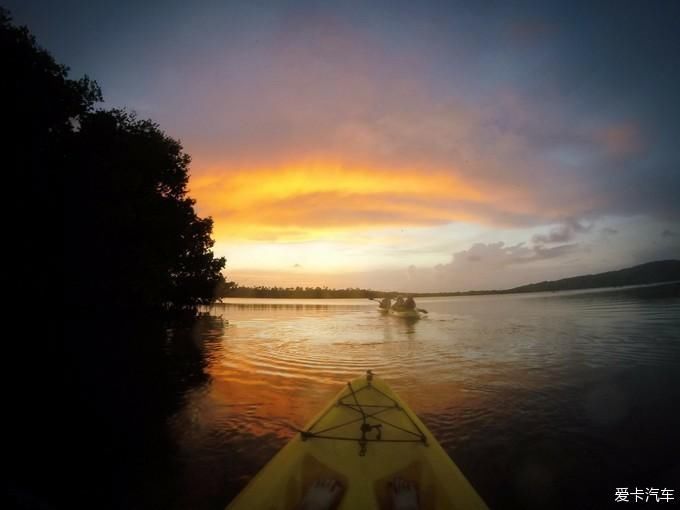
[226,371,488,510]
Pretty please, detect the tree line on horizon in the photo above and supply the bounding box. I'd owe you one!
[216,282,487,298]
[218,260,680,298]
[216,282,380,299]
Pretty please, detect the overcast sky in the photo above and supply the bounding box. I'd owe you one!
[11,0,679,290]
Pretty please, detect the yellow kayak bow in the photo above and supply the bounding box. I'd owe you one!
[226,371,489,510]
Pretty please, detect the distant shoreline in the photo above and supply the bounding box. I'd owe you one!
[214,280,680,301]
[218,260,680,299]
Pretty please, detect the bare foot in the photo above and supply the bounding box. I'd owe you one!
[298,479,344,510]
[389,477,419,510]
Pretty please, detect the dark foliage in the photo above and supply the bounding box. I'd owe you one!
[64,109,226,312]
[2,6,101,298]
[1,8,225,509]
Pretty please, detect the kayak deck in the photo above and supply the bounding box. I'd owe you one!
[226,372,488,510]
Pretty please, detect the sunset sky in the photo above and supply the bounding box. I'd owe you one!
[13,0,679,291]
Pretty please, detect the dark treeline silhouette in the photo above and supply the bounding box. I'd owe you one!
[4,5,226,314]
[65,108,226,312]
[2,8,227,509]
[219,284,379,299]
[219,284,495,299]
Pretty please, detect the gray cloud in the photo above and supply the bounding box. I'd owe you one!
[395,239,585,291]
[442,240,579,269]
[533,219,593,244]
[530,243,580,261]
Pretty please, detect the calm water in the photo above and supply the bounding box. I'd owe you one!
[160,284,680,509]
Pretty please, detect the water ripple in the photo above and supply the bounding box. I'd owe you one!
[172,286,680,510]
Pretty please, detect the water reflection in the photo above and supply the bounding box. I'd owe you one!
[162,284,679,509]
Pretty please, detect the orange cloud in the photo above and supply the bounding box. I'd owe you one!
[189,163,560,241]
